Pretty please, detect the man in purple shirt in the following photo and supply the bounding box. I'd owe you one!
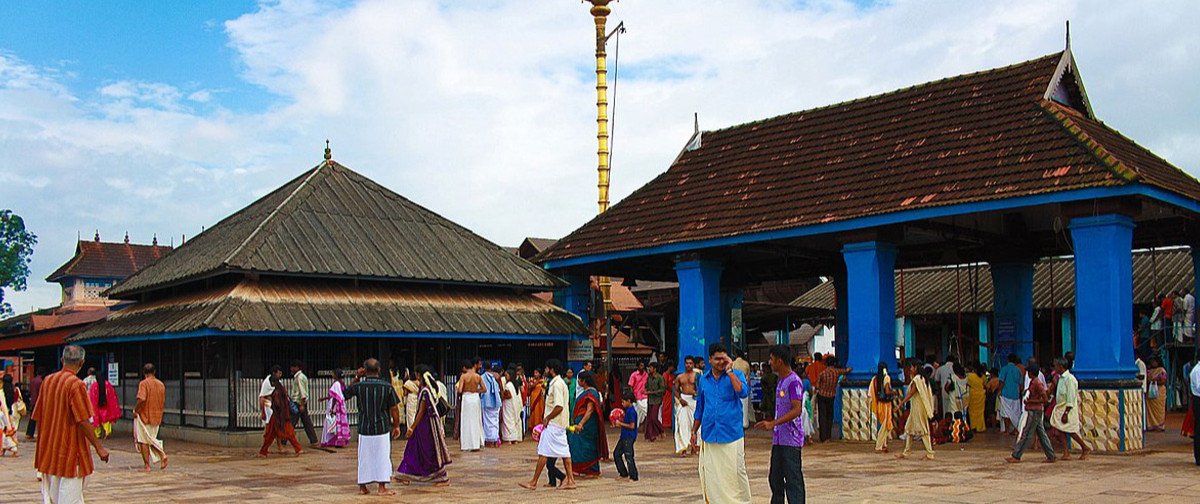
[755,345,806,504]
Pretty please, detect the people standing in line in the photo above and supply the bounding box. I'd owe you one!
[519,358,576,491]
[501,368,524,444]
[1006,361,1056,464]
[966,363,987,433]
[32,345,110,503]
[24,367,44,441]
[289,360,319,446]
[643,362,666,442]
[0,374,20,456]
[395,366,451,487]
[691,343,752,504]
[627,361,649,429]
[732,350,754,429]
[868,362,894,454]
[259,375,303,458]
[318,368,352,448]
[997,354,1023,435]
[612,390,639,482]
[1146,356,1168,432]
[482,363,503,447]
[897,358,935,461]
[344,359,402,496]
[567,371,607,478]
[87,373,119,440]
[661,359,675,434]
[1049,358,1090,460]
[815,356,852,442]
[457,359,486,452]
[674,356,699,457]
[134,363,168,470]
[755,344,806,504]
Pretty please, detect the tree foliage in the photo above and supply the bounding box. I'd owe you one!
[0,210,37,316]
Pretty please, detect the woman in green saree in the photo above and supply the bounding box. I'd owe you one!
[567,371,608,477]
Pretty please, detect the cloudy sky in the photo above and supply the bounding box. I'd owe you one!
[1,0,1197,312]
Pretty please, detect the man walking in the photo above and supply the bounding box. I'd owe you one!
[1049,358,1090,460]
[755,344,806,504]
[134,363,168,471]
[344,358,402,496]
[1006,361,1056,464]
[519,359,576,491]
[628,361,649,429]
[675,356,698,456]
[815,356,852,442]
[644,362,666,441]
[24,367,44,440]
[289,360,319,446]
[691,343,752,504]
[32,345,110,504]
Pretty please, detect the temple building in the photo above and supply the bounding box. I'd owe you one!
[70,156,584,442]
[538,46,1200,452]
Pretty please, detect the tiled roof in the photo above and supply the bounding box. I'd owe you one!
[110,161,565,297]
[790,247,1194,316]
[46,241,172,282]
[73,277,586,342]
[539,51,1200,262]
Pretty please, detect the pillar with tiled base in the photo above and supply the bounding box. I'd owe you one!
[676,258,722,374]
[838,241,899,441]
[1070,214,1142,452]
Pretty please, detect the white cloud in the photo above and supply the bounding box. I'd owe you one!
[2,0,1199,311]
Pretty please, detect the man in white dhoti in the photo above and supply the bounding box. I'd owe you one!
[997,354,1024,434]
[691,344,752,504]
[628,361,649,429]
[457,359,486,452]
[1050,359,1091,459]
[134,363,168,470]
[675,357,699,456]
[482,364,503,447]
[343,359,402,496]
[519,359,576,491]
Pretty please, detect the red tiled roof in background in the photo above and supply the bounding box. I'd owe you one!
[539,51,1200,262]
[46,241,172,282]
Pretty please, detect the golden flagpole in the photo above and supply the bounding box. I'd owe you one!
[587,0,615,312]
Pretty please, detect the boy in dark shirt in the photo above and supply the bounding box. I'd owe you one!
[612,390,639,482]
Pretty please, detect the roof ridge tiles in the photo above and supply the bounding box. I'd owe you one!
[1039,100,1139,182]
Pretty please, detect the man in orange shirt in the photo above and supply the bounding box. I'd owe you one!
[804,353,827,442]
[135,362,168,471]
[31,345,109,504]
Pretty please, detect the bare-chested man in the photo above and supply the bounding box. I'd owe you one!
[458,358,487,451]
[674,356,699,456]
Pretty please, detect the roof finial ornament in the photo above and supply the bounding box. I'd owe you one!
[94,230,100,242]
[324,139,332,161]
[693,112,699,135]
[124,231,130,244]
[152,233,158,246]
[1065,20,1071,50]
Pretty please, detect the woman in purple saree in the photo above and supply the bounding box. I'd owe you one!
[396,367,451,486]
[319,368,351,448]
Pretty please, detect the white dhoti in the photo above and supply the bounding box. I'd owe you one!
[356,433,393,485]
[536,423,572,459]
[698,438,751,504]
[634,398,648,428]
[133,416,166,464]
[741,396,753,429]
[459,392,484,451]
[999,396,1022,426]
[483,406,501,443]
[41,475,86,504]
[1050,403,1081,434]
[675,394,696,454]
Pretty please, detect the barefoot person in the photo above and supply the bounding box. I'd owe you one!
[674,356,698,456]
[259,376,303,458]
[344,358,403,496]
[897,358,935,461]
[519,359,576,491]
[691,343,752,504]
[396,366,452,486]
[1049,358,1090,460]
[32,345,111,504]
[134,363,168,470]
[1006,361,1056,464]
[458,359,486,452]
[868,362,895,453]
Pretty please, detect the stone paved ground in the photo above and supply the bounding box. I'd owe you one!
[3,421,1200,504]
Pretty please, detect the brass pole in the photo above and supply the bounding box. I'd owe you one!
[588,0,614,311]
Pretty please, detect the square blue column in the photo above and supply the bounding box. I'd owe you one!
[1069,214,1136,381]
[991,262,1035,363]
[978,314,990,366]
[833,271,850,362]
[841,241,898,380]
[553,273,591,329]
[676,259,722,374]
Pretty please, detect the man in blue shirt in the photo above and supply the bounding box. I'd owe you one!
[690,343,752,503]
[997,354,1023,435]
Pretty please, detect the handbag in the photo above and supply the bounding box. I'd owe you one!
[289,399,300,416]
[1148,383,1160,399]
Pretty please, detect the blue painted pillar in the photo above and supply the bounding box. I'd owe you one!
[841,241,898,381]
[555,273,592,372]
[1061,309,1075,356]
[978,315,991,367]
[902,317,915,358]
[1069,214,1136,381]
[676,259,723,375]
[991,262,1035,363]
[833,270,850,362]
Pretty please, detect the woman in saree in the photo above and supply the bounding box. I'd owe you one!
[0,375,18,456]
[567,371,608,478]
[501,369,523,444]
[1146,357,1168,431]
[396,366,451,487]
[404,369,421,429]
[259,376,302,457]
[318,368,351,448]
[526,368,546,435]
[868,362,894,453]
[966,363,987,433]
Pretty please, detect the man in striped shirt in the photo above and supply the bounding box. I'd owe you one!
[32,345,110,504]
[345,358,402,496]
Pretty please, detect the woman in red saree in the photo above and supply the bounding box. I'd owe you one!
[567,371,608,477]
[259,376,302,457]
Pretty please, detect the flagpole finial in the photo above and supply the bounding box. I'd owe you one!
[324,140,332,161]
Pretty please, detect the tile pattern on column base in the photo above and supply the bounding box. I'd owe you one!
[841,387,906,442]
[1078,388,1144,452]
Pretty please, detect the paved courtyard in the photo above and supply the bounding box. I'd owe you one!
[3,422,1199,504]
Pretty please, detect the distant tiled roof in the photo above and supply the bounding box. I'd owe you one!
[46,241,172,282]
[539,51,1200,262]
[790,247,1194,316]
[73,277,586,342]
[110,161,565,297]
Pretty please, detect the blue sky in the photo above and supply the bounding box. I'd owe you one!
[1,0,1198,313]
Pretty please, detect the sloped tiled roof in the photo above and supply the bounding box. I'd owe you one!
[110,161,565,297]
[74,277,585,341]
[46,241,172,282]
[790,247,1194,316]
[539,51,1200,262]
